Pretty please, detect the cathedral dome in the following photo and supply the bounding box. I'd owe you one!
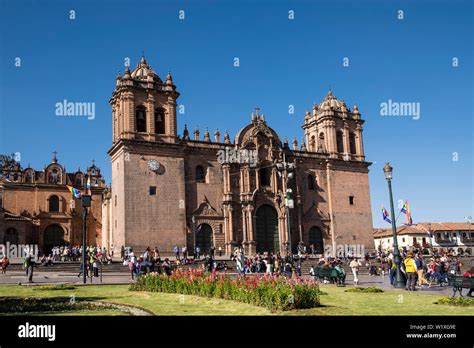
[318,90,344,110]
[235,109,281,147]
[130,56,161,81]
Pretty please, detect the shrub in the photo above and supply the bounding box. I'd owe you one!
[345,286,384,293]
[0,297,116,313]
[436,297,474,306]
[130,269,321,311]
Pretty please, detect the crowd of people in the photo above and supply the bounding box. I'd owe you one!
[2,241,472,296]
[39,245,114,265]
[232,248,309,278]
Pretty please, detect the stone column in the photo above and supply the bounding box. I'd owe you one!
[167,96,177,141]
[343,123,350,159]
[147,94,155,139]
[223,206,230,253]
[271,167,278,192]
[222,164,230,193]
[355,124,365,160]
[327,120,337,158]
[244,166,250,193]
[248,205,256,255]
[228,205,234,244]
[127,92,135,134]
[242,207,248,242]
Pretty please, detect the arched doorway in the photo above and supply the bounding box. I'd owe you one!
[196,223,213,255]
[308,226,324,254]
[3,228,19,245]
[43,225,65,254]
[255,205,279,253]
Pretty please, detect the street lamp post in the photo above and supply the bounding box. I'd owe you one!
[192,215,196,259]
[81,195,91,284]
[464,216,472,253]
[276,153,295,256]
[383,163,406,289]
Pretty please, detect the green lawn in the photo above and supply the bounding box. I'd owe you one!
[0,284,471,316]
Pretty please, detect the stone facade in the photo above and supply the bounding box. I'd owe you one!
[103,56,375,256]
[0,153,105,254]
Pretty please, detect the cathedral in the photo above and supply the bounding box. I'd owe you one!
[102,56,375,256]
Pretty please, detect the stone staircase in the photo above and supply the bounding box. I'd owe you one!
[8,261,128,273]
[6,257,373,275]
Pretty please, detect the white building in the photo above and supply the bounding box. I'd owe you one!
[373,222,473,253]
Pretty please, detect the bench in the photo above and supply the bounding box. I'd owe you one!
[313,267,345,286]
[447,275,473,297]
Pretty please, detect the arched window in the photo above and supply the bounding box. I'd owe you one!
[310,135,316,151]
[49,195,60,212]
[307,174,316,190]
[259,167,271,186]
[3,227,18,244]
[349,133,357,155]
[25,171,33,183]
[154,108,165,134]
[48,168,61,184]
[319,132,325,151]
[196,166,206,183]
[13,173,19,182]
[75,175,83,186]
[135,106,147,133]
[336,131,344,153]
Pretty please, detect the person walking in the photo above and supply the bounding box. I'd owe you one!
[349,258,362,285]
[173,245,180,260]
[182,246,187,260]
[120,245,125,261]
[415,254,429,288]
[128,252,137,280]
[24,255,35,283]
[195,246,200,260]
[1,256,9,274]
[463,269,473,297]
[403,252,418,291]
[309,265,317,280]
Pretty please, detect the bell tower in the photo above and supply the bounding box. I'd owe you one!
[302,90,365,161]
[109,55,180,144]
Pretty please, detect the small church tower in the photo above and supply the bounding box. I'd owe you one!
[302,90,365,161]
[109,55,180,144]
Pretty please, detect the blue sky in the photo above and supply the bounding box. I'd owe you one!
[0,0,472,227]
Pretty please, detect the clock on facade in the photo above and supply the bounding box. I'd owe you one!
[147,159,160,172]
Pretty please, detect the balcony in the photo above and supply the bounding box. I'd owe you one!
[460,236,474,245]
[434,238,457,245]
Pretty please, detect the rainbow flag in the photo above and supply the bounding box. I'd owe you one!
[381,205,392,224]
[67,185,82,199]
[400,200,413,225]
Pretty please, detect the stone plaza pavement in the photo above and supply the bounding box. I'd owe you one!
[0,268,462,297]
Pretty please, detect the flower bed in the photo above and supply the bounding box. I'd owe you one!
[130,269,321,311]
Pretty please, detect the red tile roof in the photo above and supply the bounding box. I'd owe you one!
[373,222,474,238]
